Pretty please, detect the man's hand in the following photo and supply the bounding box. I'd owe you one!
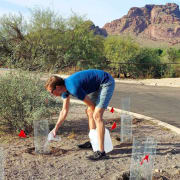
[51,128,57,138]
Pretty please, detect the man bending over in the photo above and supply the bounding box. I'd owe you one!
[45,69,115,161]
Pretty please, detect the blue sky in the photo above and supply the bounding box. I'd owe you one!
[0,0,180,27]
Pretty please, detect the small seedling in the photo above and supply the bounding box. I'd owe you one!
[130,137,157,180]
[120,114,132,142]
[33,120,50,154]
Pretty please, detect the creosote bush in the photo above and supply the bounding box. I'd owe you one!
[0,70,62,133]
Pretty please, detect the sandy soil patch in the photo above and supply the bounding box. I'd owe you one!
[0,104,180,180]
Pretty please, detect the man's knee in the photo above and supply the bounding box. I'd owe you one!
[86,107,93,116]
[93,110,104,123]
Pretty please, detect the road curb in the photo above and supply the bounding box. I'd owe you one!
[70,99,180,135]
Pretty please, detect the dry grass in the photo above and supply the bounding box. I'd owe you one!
[67,131,77,139]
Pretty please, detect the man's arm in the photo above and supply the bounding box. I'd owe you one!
[83,95,95,112]
[54,96,70,132]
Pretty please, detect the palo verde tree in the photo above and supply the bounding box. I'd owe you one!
[0,13,27,68]
[61,19,105,71]
[0,8,106,72]
[130,48,163,78]
[104,35,139,77]
[25,7,67,71]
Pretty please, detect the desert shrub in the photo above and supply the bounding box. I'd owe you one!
[129,48,163,78]
[104,35,140,78]
[160,48,180,77]
[0,70,62,133]
[0,9,105,72]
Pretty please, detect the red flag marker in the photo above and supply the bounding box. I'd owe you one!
[110,107,114,113]
[111,122,117,130]
[140,154,149,165]
[18,130,26,138]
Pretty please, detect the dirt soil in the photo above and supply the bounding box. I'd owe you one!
[0,103,180,180]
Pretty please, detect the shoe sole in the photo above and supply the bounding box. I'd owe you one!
[86,156,109,161]
[78,146,92,149]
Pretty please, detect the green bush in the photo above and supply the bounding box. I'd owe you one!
[104,35,139,77]
[0,9,105,72]
[129,48,163,78]
[0,70,62,133]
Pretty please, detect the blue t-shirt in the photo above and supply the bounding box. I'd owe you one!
[61,69,111,100]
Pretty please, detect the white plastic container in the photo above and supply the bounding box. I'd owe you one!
[89,128,113,153]
[48,131,61,142]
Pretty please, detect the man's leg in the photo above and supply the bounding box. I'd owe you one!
[78,107,96,149]
[85,92,98,130]
[92,77,114,153]
[93,107,105,152]
[86,107,96,130]
[87,107,107,161]
[87,76,115,160]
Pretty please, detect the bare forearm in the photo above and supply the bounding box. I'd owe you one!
[55,110,68,130]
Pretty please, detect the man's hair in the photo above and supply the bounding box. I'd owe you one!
[45,75,65,90]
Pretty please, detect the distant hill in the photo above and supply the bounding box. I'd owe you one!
[102,3,180,46]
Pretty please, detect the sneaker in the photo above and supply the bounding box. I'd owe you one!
[87,151,109,161]
[78,141,92,149]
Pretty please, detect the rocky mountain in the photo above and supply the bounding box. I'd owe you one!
[103,3,180,45]
[90,24,108,37]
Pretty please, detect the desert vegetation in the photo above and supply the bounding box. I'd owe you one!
[0,70,62,133]
[0,8,180,78]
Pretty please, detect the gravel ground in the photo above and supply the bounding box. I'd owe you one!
[0,103,180,180]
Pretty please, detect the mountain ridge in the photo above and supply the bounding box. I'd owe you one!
[101,3,180,45]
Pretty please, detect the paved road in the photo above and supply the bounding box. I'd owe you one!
[109,82,180,128]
